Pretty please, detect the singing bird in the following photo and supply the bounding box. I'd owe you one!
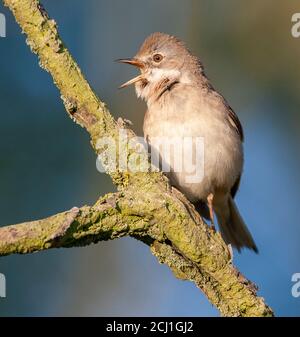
[118,32,257,252]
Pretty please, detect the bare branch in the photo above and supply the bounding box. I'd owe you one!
[0,192,151,255]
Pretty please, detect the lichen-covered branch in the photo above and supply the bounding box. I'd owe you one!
[2,0,274,317]
[0,192,155,256]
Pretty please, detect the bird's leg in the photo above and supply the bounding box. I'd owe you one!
[207,193,215,231]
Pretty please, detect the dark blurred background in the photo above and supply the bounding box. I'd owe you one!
[0,0,299,316]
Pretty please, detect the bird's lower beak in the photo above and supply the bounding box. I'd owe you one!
[119,74,144,89]
[117,58,145,89]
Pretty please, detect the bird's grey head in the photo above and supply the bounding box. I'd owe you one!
[118,32,202,104]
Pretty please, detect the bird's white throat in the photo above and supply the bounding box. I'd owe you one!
[135,68,182,102]
[148,68,181,82]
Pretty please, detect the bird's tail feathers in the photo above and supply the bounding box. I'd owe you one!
[216,196,258,253]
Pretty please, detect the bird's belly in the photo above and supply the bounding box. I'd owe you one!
[144,117,243,202]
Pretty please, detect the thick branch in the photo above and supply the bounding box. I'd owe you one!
[0,192,153,255]
[2,0,274,317]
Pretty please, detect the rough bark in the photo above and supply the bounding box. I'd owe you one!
[1,0,274,317]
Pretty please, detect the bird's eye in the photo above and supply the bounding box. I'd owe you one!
[153,53,163,63]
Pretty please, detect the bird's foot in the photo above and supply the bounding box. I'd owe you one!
[207,193,215,231]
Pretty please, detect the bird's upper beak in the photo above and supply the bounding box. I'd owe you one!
[117,58,145,89]
[117,58,144,68]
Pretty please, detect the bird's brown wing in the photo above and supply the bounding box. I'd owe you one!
[204,89,245,198]
[227,106,244,142]
[225,104,244,198]
[231,174,241,198]
[210,89,244,142]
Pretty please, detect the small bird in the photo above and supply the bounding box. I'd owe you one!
[118,32,257,252]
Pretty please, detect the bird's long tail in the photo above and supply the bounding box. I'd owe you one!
[215,196,258,253]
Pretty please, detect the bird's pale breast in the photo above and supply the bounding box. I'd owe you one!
[143,84,243,202]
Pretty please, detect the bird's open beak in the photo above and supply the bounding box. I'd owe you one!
[117,58,145,89]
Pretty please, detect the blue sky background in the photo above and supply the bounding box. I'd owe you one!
[0,0,299,316]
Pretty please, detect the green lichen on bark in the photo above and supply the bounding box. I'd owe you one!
[1,0,274,317]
